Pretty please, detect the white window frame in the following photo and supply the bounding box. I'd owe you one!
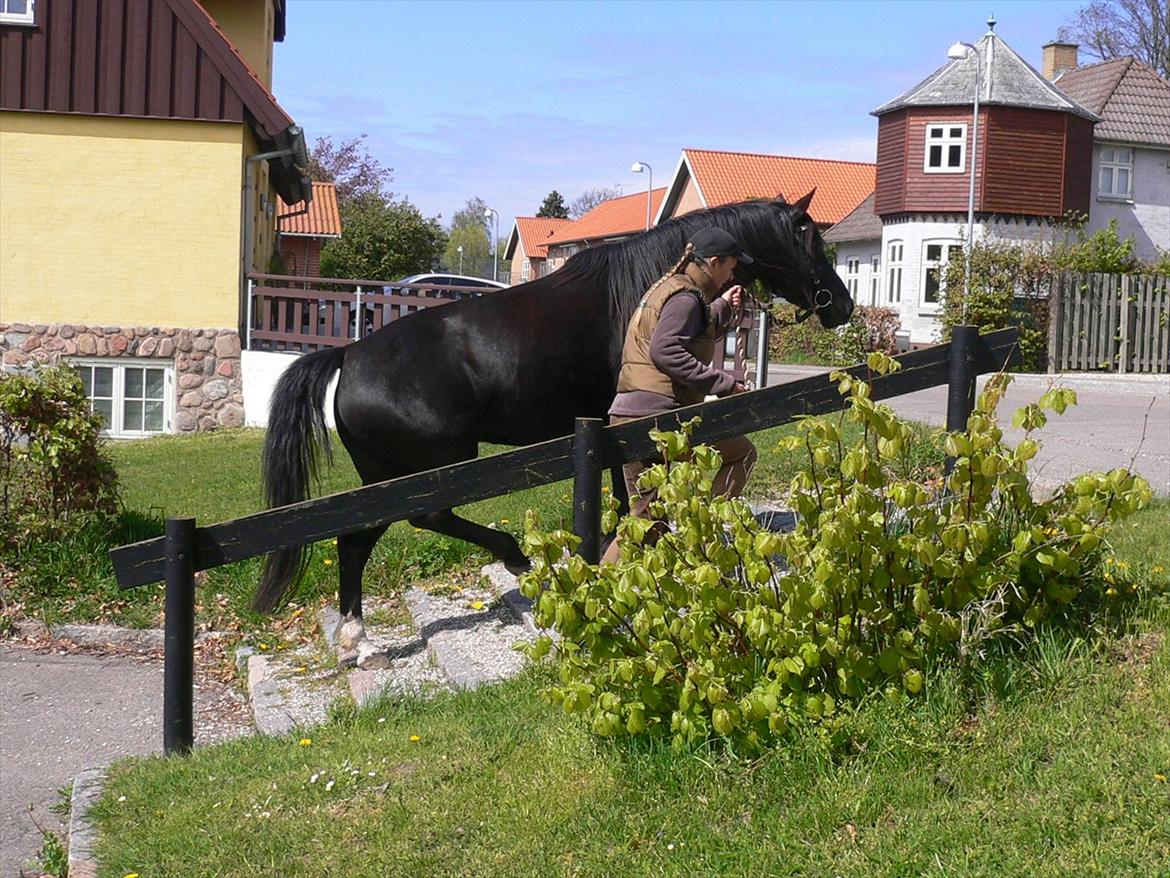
[921,240,964,310]
[1098,146,1133,199]
[886,240,904,303]
[72,358,175,438]
[521,259,531,282]
[923,123,967,174]
[0,0,35,25]
[845,256,860,297]
[869,254,881,305]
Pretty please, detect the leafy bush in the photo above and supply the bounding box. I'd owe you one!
[0,364,118,547]
[519,354,1152,753]
[768,304,900,366]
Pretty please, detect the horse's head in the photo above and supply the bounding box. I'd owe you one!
[740,191,854,329]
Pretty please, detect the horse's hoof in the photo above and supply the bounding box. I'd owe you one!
[356,642,392,670]
[504,557,531,575]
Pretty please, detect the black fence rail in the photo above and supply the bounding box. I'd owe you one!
[111,326,1020,754]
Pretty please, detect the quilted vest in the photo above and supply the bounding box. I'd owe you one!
[616,261,721,405]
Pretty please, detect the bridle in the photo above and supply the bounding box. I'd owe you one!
[750,220,836,325]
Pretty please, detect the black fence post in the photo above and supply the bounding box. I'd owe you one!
[945,325,979,474]
[163,517,196,756]
[572,418,604,564]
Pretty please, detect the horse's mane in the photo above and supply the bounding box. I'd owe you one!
[530,199,806,331]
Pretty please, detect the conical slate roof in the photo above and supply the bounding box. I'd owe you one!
[872,25,1101,122]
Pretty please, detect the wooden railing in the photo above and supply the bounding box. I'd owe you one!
[245,273,491,353]
[110,327,1019,753]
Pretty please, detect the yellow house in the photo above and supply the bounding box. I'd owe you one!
[0,0,310,435]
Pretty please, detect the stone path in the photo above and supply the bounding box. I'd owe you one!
[243,562,542,733]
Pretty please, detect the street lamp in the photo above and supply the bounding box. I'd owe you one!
[484,206,500,282]
[947,37,983,314]
[631,161,652,230]
[457,244,464,274]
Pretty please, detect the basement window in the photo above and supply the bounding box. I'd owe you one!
[924,123,967,173]
[73,359,174,438]
[0,0,35,25]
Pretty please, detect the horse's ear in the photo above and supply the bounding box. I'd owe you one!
[793,189,816,215]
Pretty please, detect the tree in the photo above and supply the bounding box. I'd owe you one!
[307,134,394,204]
[441,197,493,277]
[536,190,569,218]
[309,134,446,280]
[320,196,446,281]
[569,185,623,219]
[1059,0,1169,78]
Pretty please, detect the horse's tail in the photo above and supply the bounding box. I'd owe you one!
[253,345,346,613]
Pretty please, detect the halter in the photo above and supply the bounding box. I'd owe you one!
[751,221,837,325]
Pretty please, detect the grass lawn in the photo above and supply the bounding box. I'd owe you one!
[6,416,938,631]
[90,501,1170,877]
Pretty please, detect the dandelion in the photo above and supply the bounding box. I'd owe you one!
[602,486,611,494]
[1104,573,1115,583]
[332,538,338,545]
[410,735,421,743]
[1117,560,1131,570]
[324,559,334,567]
[299,738,312,746]
[124,873,140,878]
[259,642,269,650]
[1156,773,1166,783]
[499,518,510,525]
[296,667,309,673]
[1104,557,1114,566]
[472,600,485,611]
[1106,587,1118,597]
[1154,566,1165,574]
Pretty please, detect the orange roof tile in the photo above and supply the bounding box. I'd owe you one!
[545,188,666,245]
[512,216,574,259]
[680,149,876,225]
[278,182,342,237]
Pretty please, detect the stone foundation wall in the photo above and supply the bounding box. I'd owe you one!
[0,323,243,432]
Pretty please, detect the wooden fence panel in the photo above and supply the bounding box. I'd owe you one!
[1050,271,1169,374]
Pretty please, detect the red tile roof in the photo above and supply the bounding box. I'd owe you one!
[511,216,574,259]
[680,149,876,225]
[278,182,342,237]
[545,188,666,245]
[1056,58,1170,146]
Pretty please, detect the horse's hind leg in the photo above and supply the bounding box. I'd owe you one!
[409,509,530,574]
[335,523,389,669]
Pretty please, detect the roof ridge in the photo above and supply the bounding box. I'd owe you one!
[684,147,876,168]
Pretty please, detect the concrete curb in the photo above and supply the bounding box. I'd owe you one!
[481,562,560,644]
[10,619,225,651]
[244,653,297,736]
[67,767,107,878]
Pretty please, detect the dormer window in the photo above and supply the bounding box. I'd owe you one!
[924,124,967,173]
[1098,147,1133,199]
[0,0,35,25]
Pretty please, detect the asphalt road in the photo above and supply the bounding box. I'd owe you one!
[0,648,160,878]
[767,366,1169,495]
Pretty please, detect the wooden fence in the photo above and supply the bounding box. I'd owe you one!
[1048,272,1170,373]
[110,327,1019,754]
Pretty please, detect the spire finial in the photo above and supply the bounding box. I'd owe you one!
[987,13,996,33]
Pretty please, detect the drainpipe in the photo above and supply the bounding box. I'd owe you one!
[241,126,310,347]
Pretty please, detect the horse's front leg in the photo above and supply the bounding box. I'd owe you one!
[336,524,391,669]
[410,509,530,574]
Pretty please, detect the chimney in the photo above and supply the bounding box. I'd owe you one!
[1042,41,1079,80]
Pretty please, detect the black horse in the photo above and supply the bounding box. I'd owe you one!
[254,192,853,666]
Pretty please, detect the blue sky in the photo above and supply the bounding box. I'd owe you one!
[274,0,1088,233]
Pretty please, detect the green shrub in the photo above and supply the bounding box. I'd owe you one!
[0,364,118,547]
[768,304,900,366]
[519,353,1152,753]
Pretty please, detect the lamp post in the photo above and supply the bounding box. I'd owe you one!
[630,161,652,230]
[947,38,983,315]
[484,206,500,282]
[457,244,464,274]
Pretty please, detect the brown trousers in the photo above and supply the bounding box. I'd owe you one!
[601,415,757,564]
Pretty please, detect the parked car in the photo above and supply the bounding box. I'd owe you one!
[384,273,507,300]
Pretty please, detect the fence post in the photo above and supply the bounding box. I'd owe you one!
[755,308,770,389]
[354,286,363,341]
[1117,274,1131,375]
[163,517,196,756]
[572,418,604,564]
[945,326,979,475]
[1046,274,1061,374]
[245,278,255,352]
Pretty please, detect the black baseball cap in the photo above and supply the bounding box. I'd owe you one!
[690,227,754,264]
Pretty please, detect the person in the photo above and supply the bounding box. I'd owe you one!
[602,227,758,564]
